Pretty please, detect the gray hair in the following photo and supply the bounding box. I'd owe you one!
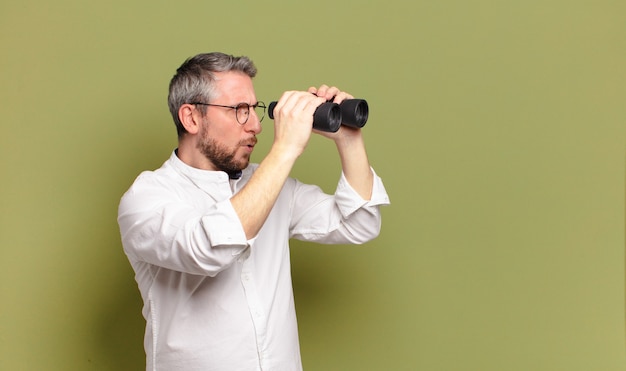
[168,52,257,137]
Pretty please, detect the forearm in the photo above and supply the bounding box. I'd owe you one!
[335,130,374,200]
[230,145,298,239]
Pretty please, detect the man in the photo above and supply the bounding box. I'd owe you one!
[118,52,390,370]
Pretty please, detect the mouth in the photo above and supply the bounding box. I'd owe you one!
[243,137,257,151]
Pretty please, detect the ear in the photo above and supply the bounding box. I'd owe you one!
[178,104,202,135]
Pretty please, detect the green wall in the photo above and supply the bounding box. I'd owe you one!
[1,1,624,370]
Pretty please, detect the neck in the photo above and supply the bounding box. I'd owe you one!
[176,139,215,171]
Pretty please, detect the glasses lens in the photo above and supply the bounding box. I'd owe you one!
[255,102,266,122]
[235,103,250,125]
[233,102,266,124]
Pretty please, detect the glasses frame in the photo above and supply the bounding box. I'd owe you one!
[191,101,266,125]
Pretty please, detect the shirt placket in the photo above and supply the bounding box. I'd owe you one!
[240,260,270,370]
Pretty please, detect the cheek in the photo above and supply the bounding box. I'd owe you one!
[205,125,241,148]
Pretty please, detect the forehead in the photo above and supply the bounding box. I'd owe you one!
[212,71,256,103]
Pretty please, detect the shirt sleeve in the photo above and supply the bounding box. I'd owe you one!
[289,167,390,244]
[334,167,391,217]
[118,178,249,276]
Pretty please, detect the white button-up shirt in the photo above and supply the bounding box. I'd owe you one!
[118,151,390,371]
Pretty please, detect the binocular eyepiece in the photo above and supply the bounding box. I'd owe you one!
[267,99,369,132]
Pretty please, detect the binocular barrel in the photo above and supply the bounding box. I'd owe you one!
[268,99,369,133]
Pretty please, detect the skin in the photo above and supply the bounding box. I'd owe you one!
[176,71,373,239]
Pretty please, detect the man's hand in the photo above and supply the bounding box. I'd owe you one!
[307,85,363,142]
[309,85,374,201]
[270,90,327,160]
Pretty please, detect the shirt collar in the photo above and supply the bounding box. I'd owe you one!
[169,150,230,183]
[169,149,247,181]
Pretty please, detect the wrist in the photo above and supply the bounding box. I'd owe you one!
[334,128,365,149]
[267,142,301,167]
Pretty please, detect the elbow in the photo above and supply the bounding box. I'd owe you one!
[343,213,383,244]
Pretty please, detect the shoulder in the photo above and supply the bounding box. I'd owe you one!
[118,160,183,208]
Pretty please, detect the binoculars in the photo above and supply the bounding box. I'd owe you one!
[267,99,369,132]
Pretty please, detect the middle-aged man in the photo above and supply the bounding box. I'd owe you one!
[118,52,390,370]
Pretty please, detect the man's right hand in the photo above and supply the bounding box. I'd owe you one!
[269,91,327,159]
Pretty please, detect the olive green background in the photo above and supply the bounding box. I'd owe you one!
[1,1,624,370]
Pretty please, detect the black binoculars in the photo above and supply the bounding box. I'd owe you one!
[267,99,369,132]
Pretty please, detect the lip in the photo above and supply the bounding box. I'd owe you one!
[242,138,257,152]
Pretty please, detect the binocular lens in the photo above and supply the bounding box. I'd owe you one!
[340,99,369,128]
[314,102,342,132]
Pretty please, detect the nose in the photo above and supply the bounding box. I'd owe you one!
[245,112,262,134]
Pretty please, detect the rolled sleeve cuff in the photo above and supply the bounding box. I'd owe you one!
[335,168,391,217]
[202,199,250,256]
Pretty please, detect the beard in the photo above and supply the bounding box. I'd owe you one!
[197,125,252,174]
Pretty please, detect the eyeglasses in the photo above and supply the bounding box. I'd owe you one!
[191,101,266,125]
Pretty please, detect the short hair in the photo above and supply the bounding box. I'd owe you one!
[168,52,257,137]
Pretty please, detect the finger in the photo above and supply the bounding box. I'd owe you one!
[322,86,340,100]
[331,90,353,104]
[303,94,327,116]
[277,91,324,121]
[273,90,297,116]
[290,92,325,119]
[312,84,332,100]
